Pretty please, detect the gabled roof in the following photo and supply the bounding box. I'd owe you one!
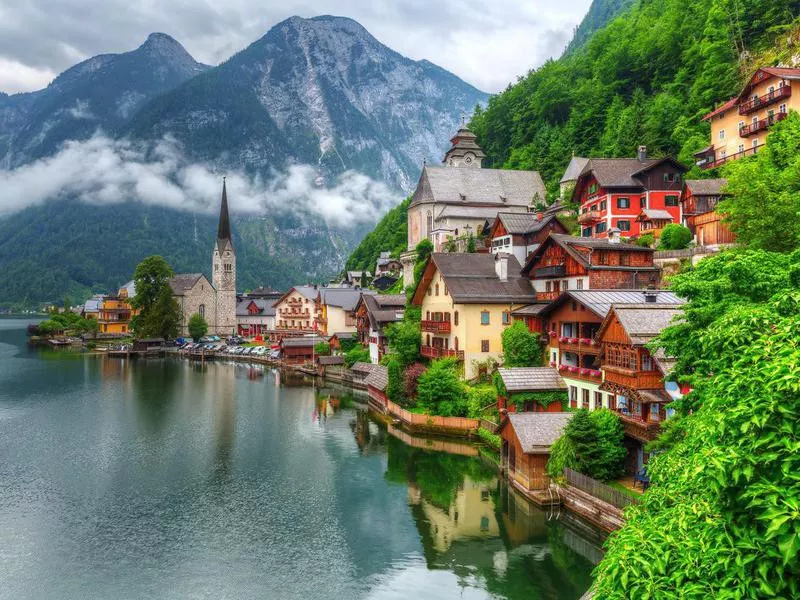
[510,303,549,316]
[236,299,276,317]
[685,178,728,196]
[702,97,737,121]
[639,208,674,221]
[493,212,562,236]
[351,361,377,375]
[330,331,356,340]
[538,290,684,319]
[168,273,207,296]
[360,293,406,329]
[319,288,373,311]
[409,166,546,209]
[497,367,566,393]
[736,67,800,103]
[560,156,590,183]
[364,364,389,392]
[413,253,534,305]
[280,336,329,348]
[598,303,685,346]
[272,285,318,307]
[502,412,574,454]
[522,234,654,275]
[318,355,345,366]
[576,157,687,189]
[443,126,487,163]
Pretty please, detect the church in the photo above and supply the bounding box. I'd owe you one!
[169,179,237,337]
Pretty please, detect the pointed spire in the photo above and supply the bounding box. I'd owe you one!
[217,176,231,242]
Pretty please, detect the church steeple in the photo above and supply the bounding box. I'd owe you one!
[442,118,486,168]
[217,177,232,243]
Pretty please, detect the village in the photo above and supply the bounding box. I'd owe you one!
[38,64,798,535]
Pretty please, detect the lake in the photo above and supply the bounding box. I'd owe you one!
[0,318,601,599]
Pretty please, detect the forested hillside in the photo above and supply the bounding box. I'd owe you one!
[345,197,410,273]
[471,0,800,196]
[564,0,635,54]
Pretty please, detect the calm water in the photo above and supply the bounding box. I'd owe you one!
[0,318,601,599]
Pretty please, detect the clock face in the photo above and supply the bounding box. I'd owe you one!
[465,156,473,164]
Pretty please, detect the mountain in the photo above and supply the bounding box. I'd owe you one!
[0,33,209,168]
[126,16,488,189]
[564,0,635,55]
[0,17,487,307]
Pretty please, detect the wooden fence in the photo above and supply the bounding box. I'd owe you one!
[385,399,479,432]
[564,468,640,509]
[387,425,479,456]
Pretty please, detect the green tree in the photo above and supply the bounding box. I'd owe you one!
[385,319,420,367]
[385,356,405,404]
[720,112,800,252]
[501,320,543,367]
[188,313,208,341]
[657,223,693,250]
[416,358,467,417]
[546,409,626,481]
[344,345,370,368]
[314,342,331,356]
[593,254,800,598]
[138,285,181,340]
[131,255,180,338]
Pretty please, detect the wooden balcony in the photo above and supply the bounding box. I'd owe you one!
[421,320,451,333]
[602,365,664,390]
[578,210,601,224]
[556,336,600,354]
[420,346,464,360]
[556,364,602,383]
[738,85,791,115]
[617,412,661,443]
[739,111,788,137]
[532,264,567,278]
[700,146,758,170]
[536,290,561,302]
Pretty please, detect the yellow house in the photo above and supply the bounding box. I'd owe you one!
[97,280,137,336]
[315,288,374,336]
[696,67,800,169]
[412,252,534,380]
[272,285,319,331]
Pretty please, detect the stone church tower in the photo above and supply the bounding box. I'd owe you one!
[212,178,237,335]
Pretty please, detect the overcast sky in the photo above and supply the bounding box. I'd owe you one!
[0,0,591,95]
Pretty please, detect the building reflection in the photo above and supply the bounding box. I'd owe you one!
[209,363,236,483]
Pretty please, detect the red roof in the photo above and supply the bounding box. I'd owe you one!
[702,97,736,121]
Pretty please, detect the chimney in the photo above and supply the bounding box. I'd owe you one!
[637,145,648,161]
[495,253,509,281]
[608,227,621,244]
[643,290,658,303]
[536,212,544,221]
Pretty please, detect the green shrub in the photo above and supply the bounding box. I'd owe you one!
[658,223,693,250]
[416,358,467,417]
[344,345,370,368]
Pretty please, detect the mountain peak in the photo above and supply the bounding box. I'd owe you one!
[137,32,193,58]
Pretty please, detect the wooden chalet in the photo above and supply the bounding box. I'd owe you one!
[682,179,735,247]
[329,331,356,352]
[488,212,568,268]
[355,294,405,363]
[496,367,566,413]
[596,303,685,472]
[500,412,574,493]
[279,335,329,365]
[520,233,660,306]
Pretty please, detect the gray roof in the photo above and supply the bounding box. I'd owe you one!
[541,290,684,319]
[409,166,546,209]
[505,412,574,453]
[610,304,685,345]
[640,208,674,221]
[498,368,566,393]
[443,127,487,162]
[319,288,373,311]
[578,158,661,188]
[290,285,319,302]
[330,331,356,340]
[495,212,557,235]
[685,178,728,196]
[511,303,549,316]
[83,297,103,312]
[351,361,377,375]
[364,364,389,391]
[168,273,205,296]
[318,355,345,366]
[363,294,406,328]
[236,299,276,317]
[560,156,590,184]
[436,205,510,221]
[427,253,533,304]
[280,336,329,348]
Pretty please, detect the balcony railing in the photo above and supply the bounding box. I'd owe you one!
[602,365,664,390]
[554,336,599,353]
[420,346,464,360]
[739,111,788,137]
[536,290,561,302]
[700,146,758,170]
[616,412,661,442]
[533,264,567,278]
[577,210,601,224]
[556,364,602,382]
[421,320,451,333]
[738,85,791,115]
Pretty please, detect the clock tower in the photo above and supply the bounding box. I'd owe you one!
[442,118,486,168]
[212,178,237,335]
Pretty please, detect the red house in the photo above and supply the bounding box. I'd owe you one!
[572,147,688,239]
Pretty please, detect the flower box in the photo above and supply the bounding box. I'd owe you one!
[548,331,557,337]
[569,337,579,344]
[567,366,579,373]
[579,338,592,345]
[579,368,590,376]
[549,361,557,367]
[558,364,568,371]
[591,370,602,378]
[558,336,568,343]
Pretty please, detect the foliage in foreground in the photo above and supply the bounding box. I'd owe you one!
[35,311,98,336]
[593,251,800,598]
[416,358,467,417]
[657,223,693,250]
[546,409,626,482]
[500,320,543,367]
[131,255,181,339]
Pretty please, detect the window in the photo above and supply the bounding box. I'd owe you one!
[617,220,631,232]
[721,150,727,159]
[480,311,490,325]
[454,311,459,326]
[582,389,590,409]
[617,197,630,209]
[738,120,745,130]
[753,139,759,150]
[620,253,630,266]
[596,251,608,265]
[665,195,679,207]
[426,211,433,239]
[590,204,597,211]
[594,392,603,409]
[595,222,607,234]
[454,337,459,350]
[599,200,607,211]
[481,340,489,352]
[427,286,432,296]
[569,386,577,409]
[642,354,652,371]
[718,129,725,140]
[199,304,205,318]
[561,280,568,291]
[589,183,598,194]
[214,264,219,272]
[435,284,439,296]
[607,394,616,411]
[576,279,584,290]
[502,311,511,325]
[545,281,552,292]
[224,263,232,272]
[780,103,787,114]
[582,227,592,237]
[738,144,745,153]
[640,196,647,208]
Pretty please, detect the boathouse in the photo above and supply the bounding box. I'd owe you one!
[280,335,329,365]
[496,367,567,413]
[500,412,573,493]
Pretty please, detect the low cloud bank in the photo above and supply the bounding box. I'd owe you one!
[0,134,398,227]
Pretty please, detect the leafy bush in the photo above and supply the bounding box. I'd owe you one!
[416,358,467,417]
[314,342,331,356]
[546,435,577,480]
[385,319,420,367]
[344,345,370,368]
[476,427,501,449]
[466,385,497,419]
[402,362,427,400]
[635,232,655,248]
[385,356,404,404]
[546,409,625,482]
[188,313,208,341]
[501,320,543,367]
[657,223,693,250]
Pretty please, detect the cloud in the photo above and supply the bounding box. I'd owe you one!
[0,134,398,227]
[0,1,591,94]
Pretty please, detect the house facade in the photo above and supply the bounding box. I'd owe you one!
[596,303,685,473]
[682,179,735,247]
[696,67,800,170]
[411,253,534,380]
[315,288,373,336]
[236,299,276,337]
[488,212,568,267]
[355,294,405,364]
[280,335,329,365]
[572,148,687,239]
[97,281,136,336]
[273,286,319,332]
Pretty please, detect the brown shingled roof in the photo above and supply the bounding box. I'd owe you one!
[364,364,388,392]
[424,252,534,304]
[685,178,728,196]
[497,368,566,393]
[503,412,574,454]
